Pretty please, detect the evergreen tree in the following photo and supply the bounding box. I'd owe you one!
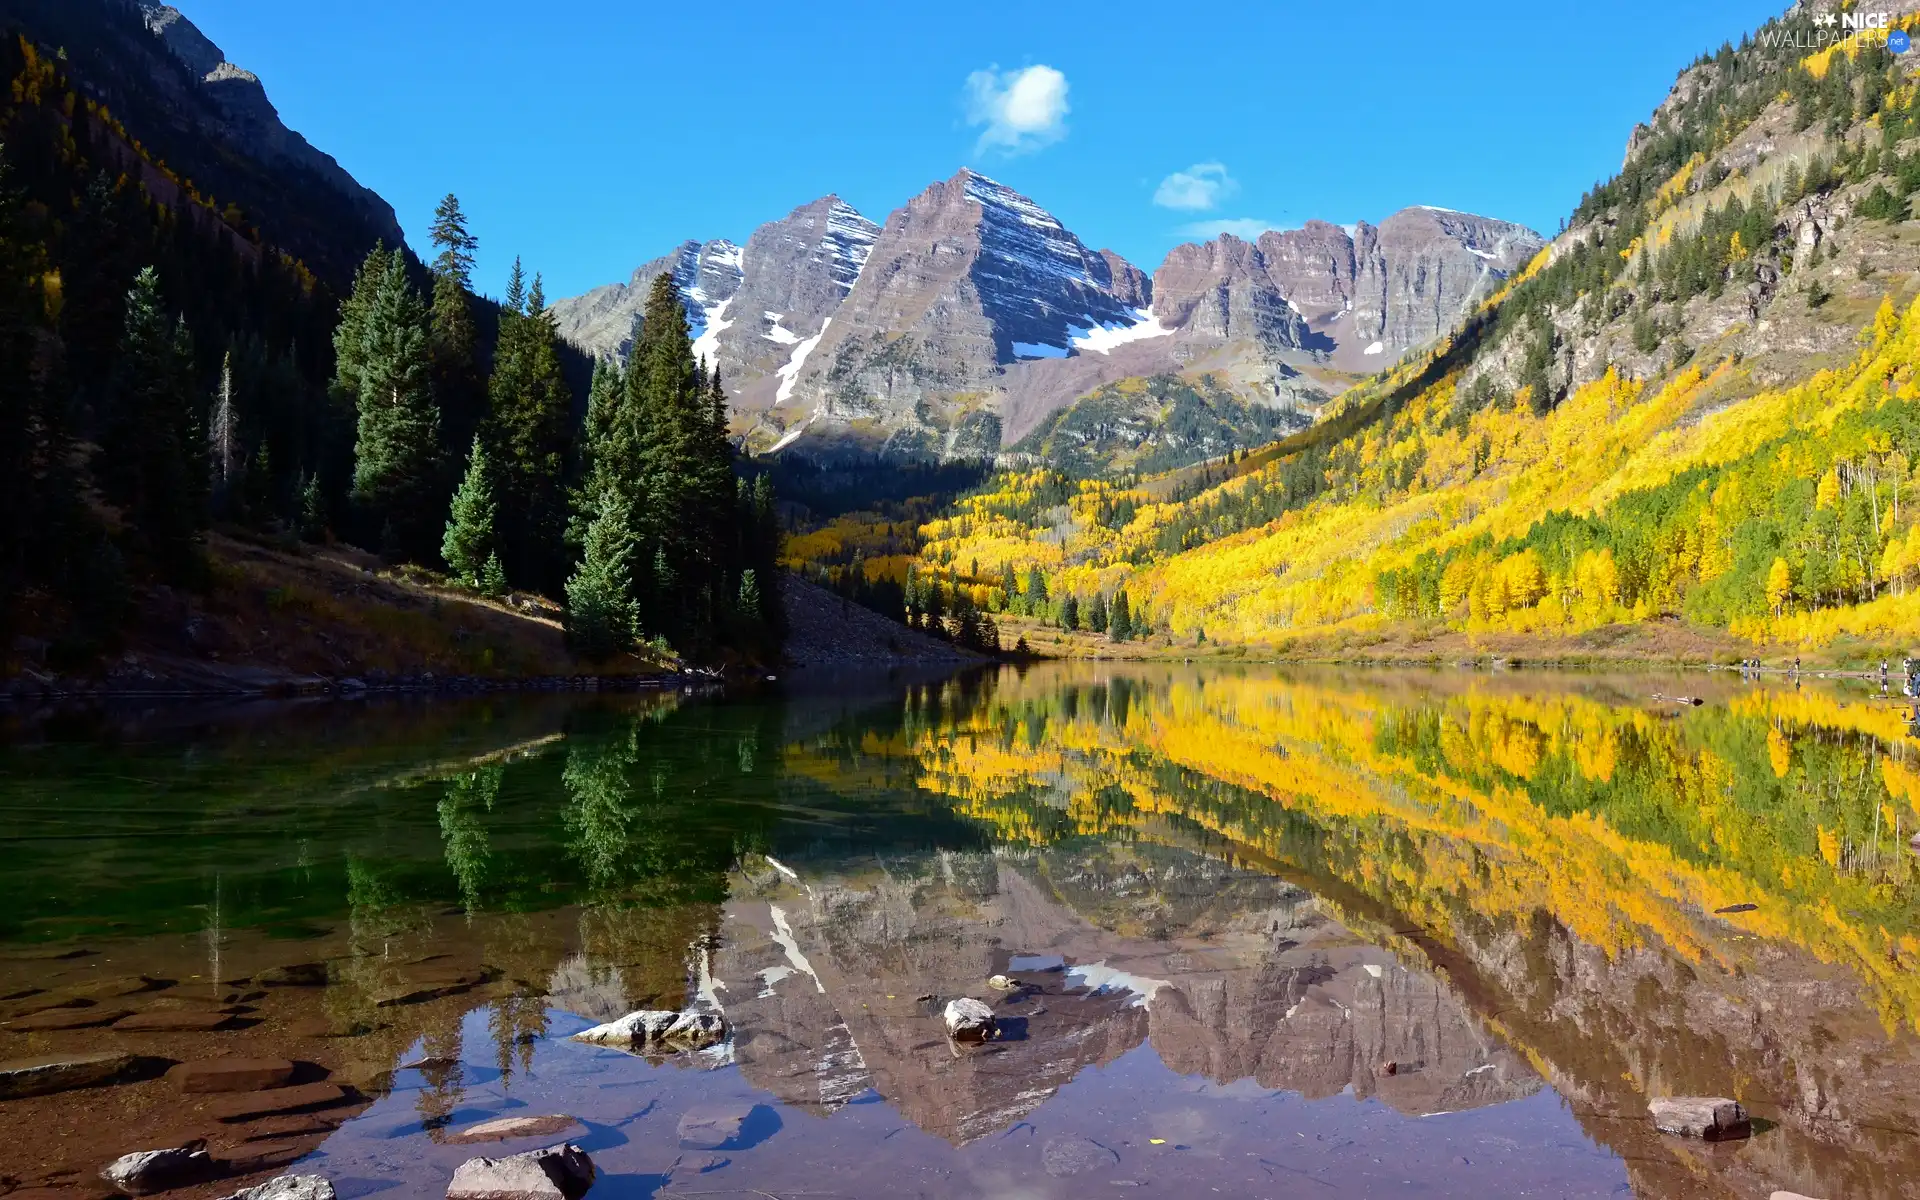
[1109,586,1133,642]
[428,194,482,453]
[479,551,508,599]
[738,569,762,624]
[104,268,206,582]
[1086,591,1110,635]
[566,490,639,662]
[351,253,443,560]
[332,242,392,406]
[487,266,572,592]
[442,434,499,587]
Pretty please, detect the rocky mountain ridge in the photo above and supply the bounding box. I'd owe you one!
[551,170,1544,467]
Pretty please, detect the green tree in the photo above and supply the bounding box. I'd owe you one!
[1109,586,1134,642]
[442,434,498,586]
[487,264,572,592]
[566,490,639,662]
[428,194,482,452]
[351,254,443,561]
[104,268,206,582]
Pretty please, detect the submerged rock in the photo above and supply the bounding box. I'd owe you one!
[168,1057,297,1093]
[446,1143,595,1200]
[1042,1136,1120,1177]
[570,1008,726,1052]
[218,1177,336,1200]
[944,997,997,1042]
[101,1144,216,1195]
[448,1115,586,1144]
[0,1050,136,1098]
[1649,1096,1751,1140]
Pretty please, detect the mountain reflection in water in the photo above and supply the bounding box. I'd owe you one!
[0,665,1916,1199]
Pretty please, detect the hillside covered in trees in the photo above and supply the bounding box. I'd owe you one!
[900,12,1920,661]
[0,14,781,677]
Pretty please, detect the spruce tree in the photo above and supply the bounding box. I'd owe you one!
[351,255,443,561]
[488,269,571,592]
[442,433,498,587]
[332,243,392,406]
[566,490,639,662]
[209,349,238,518]
[105,268,206,582]
[428,194,482,453]
[1109,587,1133,642]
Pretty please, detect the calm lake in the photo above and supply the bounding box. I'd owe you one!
[2,665,1918,1200]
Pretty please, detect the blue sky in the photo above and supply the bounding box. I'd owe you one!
[176,0,1781,301]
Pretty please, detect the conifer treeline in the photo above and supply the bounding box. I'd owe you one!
[337,223,782,662]
[0,21,782,666]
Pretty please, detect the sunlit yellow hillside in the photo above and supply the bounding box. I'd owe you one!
[909,36,1920,660]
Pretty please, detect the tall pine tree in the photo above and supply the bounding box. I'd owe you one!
[428,194,483,455]
[350,253,443,561]
[486,266,572,592]
[103,268,206,582]
[442,433,499,588]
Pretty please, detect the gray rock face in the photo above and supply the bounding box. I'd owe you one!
[549,196,878,377]
[1649,1096,1751,1140]
[446,1144,595,1200]
[133,3,403,251]
[552,170,1538,463]
[1151,234,1310,347]
[101,1144,216,1195]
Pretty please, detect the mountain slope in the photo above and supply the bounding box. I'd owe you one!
[912,3,1920,657]
[552,172,1542,472]
[6,0,404,290]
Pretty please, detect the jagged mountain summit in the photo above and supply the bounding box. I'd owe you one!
[552,168,1544,465]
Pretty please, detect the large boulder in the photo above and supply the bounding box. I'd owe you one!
[943,997,997,1042]
[1649,1096,1751,1140]
[446,1143,595,1200]
[569,1008,726,1052]
[101,1144,217,1195]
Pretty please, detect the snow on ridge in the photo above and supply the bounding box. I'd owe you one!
[775,318,829,404]
[1069,308,1172,354]
[690,296,733,365]
[763,312,802,345]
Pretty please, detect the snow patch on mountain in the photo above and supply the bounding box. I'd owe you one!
[775,319,830,404]
[823,199,879,289]
[1012,341,1070,360]
[691,297,733,365]
[763,313,802,345]
[1070,308,1173,354]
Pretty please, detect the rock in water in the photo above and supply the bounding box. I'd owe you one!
[0,1050,136,1098]
[569,1008,726,1052]
[168,1057,297,1093]
[446,1143,594,1200]
[944,997,997,1042]
[218,1177,336,1200]
[1649,1096,1751,1140]
[447,1115,585,1145]
[677,1105,757,1149]
[101,1145,216,1195]
[1042,1137,1120,1177]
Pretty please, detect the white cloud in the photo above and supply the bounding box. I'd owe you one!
[1179,217,1278,241]
[1154,162,1237,211]
[964,64,1069,154]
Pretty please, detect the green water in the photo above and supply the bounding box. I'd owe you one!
[2,665,1917,1199]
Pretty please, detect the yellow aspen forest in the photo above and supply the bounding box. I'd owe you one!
[914,294,1920,655]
